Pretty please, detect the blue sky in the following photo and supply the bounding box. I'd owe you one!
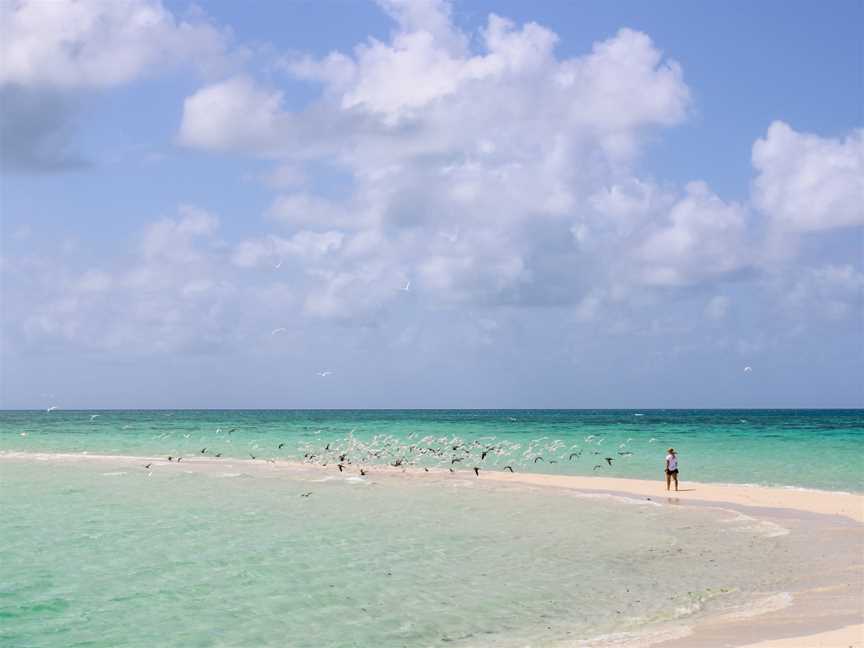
[1,0,861,409]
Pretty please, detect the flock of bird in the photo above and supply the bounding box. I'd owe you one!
[128,427,659,479]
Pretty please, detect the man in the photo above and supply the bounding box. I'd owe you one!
[665,448,679,491]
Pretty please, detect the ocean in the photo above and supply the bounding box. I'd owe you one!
[1,410,862,647]
[2,409,862,491]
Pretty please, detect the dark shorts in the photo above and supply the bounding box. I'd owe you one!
[666,469,679,475]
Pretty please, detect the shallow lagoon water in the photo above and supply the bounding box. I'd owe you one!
[0,457,839,648]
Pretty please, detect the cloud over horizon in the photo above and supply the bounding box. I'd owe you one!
[1,0,861,407]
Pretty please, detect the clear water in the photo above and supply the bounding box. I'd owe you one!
[0,457,835,648]
[1,409,862,491]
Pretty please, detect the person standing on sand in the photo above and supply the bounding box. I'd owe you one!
[665,448,679,491]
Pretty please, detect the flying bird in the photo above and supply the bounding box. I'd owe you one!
[89,414,100,420]
[271,328,287,336]
[503,466,514,472]
[569,452,581,461]
[300,492,312,498]
[144,463,152,469]
[534,456,545,463]
[605,457,614,466]
[46,406,57,412]
[200,448,207,454]
[744,366,753,373]
[278,443,285,449]
[593,465,603,471]
[402,281,411,292]
[317,371,332,377]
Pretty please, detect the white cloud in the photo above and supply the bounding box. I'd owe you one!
[782,264,864,321]
[635,181,750,287]
[177,77,288,154]
[0,0,229,88]
[752,121,864,232]
[176,6,696,319]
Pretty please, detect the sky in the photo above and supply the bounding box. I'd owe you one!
[0,0,862,409]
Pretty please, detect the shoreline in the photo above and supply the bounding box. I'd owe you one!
[3,450,862,647]
[4,449,861,522]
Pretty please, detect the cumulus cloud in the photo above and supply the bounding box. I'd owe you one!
[781,264,864,321]
[177,3,703,319]
[0,0,229,88]
[0,0,232,173]
[752,121,864,232]
[15,206,246,353]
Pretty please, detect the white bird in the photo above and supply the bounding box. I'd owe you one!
[317,371,332,377]
[46,406,57,412]
[402,281,411,292]
[274,259,283,269]
[90,414,100,420]
[743,366,752,373]
[271,328,287,336]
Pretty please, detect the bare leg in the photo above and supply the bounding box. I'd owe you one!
[665,471,671,491]
[673,473,678,491]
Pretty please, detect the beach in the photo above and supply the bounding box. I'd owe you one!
[2,450,861,647]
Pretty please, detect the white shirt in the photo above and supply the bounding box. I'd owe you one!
[666,454,678,470]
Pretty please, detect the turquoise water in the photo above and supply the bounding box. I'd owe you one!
[1,457,851,648]
[2,410,862,491]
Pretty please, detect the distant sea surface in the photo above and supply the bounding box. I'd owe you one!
[2,409,862,492]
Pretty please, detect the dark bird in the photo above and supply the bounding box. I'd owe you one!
[618,451,632,456]
[215,453,222,458]
[144,463,152,469]
[337,464,344,472]
[503,465,514,472]
[300,492,312,497]
[449,468,455,473]
[473,467,480,476]
[605,457,614,466]
[325,444,330,451]
[177,457,183,462]
[339,454,347,462]
[167,456,173,462]
[481,451,489,460]
[226,428,236,434]
[392,459,403,467]
[569,452,581,460]
[534,456,545,463]
[360,469,367,476]
[200,448,207,454]
[249,454,256,460]
[593,464,603,471]
[278,443,285,449]
[451,457,463,464]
